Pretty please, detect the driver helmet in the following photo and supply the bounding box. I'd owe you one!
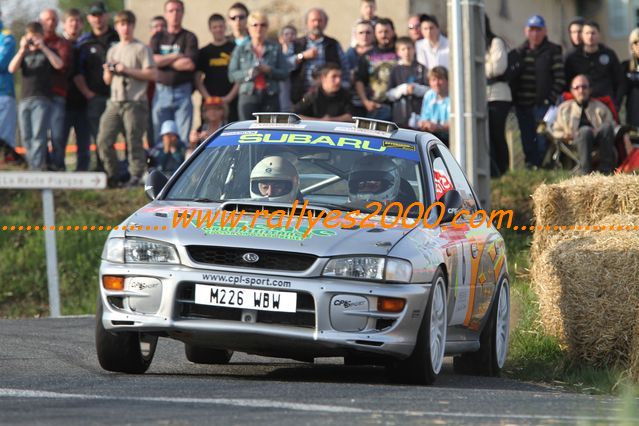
[348,155,401,208]
[250,156,300,203]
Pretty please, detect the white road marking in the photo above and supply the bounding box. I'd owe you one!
[0,388,634,422]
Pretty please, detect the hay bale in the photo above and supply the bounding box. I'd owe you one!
[531,217,639,367]
[531,174,639,260]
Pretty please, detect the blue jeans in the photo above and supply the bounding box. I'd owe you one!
[87,95,109,171]
[49,95,67,170]
[238,91,280,121]
[0,95,17,147]
[152,82,193,146]
[19,97,51,170]
[368,104,392,122]
[515,104,549,167]
[63,108,91,171]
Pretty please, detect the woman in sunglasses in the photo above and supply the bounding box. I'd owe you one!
[228,12,288,120]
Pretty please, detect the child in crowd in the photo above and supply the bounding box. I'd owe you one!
[386,36,428,127]
[411,66,450,145]
[151,120,185,176]
[188,96,227,156]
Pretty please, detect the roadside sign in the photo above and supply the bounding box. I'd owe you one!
[0,172,108,317]
[0,172,106,189]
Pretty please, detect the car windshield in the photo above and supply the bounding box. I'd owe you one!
[165,129,425,213]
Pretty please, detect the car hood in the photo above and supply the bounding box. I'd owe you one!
[122,202,413,257]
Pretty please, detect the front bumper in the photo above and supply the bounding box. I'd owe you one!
[98,262,431,359]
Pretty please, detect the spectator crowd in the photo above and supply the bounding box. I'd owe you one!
[1,0,639,186]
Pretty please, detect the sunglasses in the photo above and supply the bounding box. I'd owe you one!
[358,30,372,34]
[229,15,246,21]
[572,84,589,90]
[633,40,639,45]
[408,24,418,30]
[251,23,267,28]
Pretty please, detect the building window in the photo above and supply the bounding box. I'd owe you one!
[609,0,630,39]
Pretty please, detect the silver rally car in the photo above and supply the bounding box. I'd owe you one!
[96,114,510,385]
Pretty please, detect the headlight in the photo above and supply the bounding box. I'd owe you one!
[322,257,412,283]
[102,238,125,263]
[102,238,180,264]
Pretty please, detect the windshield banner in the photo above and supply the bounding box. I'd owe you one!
[209,130,420,161]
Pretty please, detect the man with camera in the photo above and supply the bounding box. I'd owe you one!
[96,10,156,188]
[8,22,64,170]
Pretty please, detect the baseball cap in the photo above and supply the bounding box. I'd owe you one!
[160,120,179,136]
[526,15,546,28]
[88,2,107,16]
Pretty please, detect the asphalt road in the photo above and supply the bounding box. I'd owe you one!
[0,317,636,425]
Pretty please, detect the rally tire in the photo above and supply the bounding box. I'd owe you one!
[389,269,447,385]
[453,277,510,377]
[185,345,233,364]
[95,301,158,374]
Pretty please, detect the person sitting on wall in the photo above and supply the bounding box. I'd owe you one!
[292,62,353,122]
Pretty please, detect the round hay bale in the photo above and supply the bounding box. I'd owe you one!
[531,218,639,368]
[531,174,639,260]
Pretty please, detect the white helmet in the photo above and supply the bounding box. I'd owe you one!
[348,156,400,208]
[250,156,300,203]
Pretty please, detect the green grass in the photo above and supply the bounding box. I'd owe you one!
[1,170,638,395]
[0,188,147,317]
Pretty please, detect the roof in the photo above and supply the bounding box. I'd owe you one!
[223,114,428,144]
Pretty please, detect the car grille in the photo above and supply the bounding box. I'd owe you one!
[185,246,317,271]
[175,283,316,328]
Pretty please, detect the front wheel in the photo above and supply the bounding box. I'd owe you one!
[389,270,447,385]
[454,277,510,376]
[95,301,158,374]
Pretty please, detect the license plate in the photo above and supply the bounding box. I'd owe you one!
[194,284,297,313]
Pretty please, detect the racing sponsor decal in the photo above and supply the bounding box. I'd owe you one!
[201,221,336,240]
[382,140,416,151]
[200,272,292,288]
[434,169,453,199]
[206,131,420,161]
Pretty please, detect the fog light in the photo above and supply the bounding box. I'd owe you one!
[377,297,405,313]
[103,275,125,291]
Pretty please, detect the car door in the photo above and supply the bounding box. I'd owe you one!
[436,145,499,331]
[428,147,472,329]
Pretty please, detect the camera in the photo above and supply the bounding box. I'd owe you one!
[244,60,262,82]
[107,63,118,73]
[26,39,35,47]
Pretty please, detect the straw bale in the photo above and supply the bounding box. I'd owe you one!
[531,217,639,368]
[531,174,639,260]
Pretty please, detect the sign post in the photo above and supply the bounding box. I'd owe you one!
[0,172,107,317]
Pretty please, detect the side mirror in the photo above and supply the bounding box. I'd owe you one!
[145,169,168,200]
[439,189,463,223]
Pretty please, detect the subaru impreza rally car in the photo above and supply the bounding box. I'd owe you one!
[96,114,510,385]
